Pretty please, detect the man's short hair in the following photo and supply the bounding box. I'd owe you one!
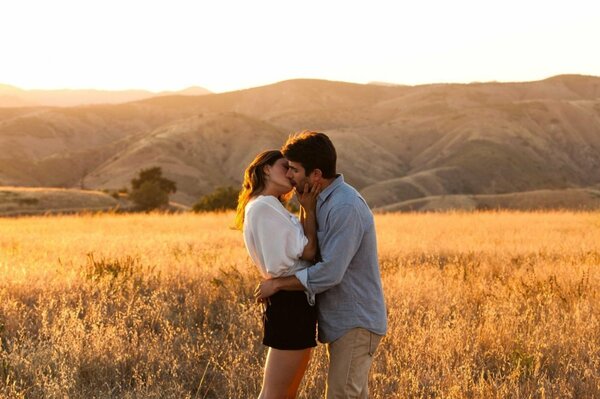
[281,131,337,178]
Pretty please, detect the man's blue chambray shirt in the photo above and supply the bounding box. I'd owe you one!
[295,175,387,343]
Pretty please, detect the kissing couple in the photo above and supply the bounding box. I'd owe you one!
[235,131,387,398]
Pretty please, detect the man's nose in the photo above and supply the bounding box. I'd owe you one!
[285,169,293,178]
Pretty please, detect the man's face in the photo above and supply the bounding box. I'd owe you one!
[285,160,313,194]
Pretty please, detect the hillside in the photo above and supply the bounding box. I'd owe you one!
[0,186,125,216]
[0,84,211,108]
[84,112,288,205]
[1,75,599,211]
[375,187,600,212]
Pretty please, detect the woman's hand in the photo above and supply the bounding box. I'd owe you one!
[296,183,321,213]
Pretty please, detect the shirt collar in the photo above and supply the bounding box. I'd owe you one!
[318,174,344,203]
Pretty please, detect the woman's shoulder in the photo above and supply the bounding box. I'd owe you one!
[246,195,286,215]
[247,195,279,208]
[245,195,300,225]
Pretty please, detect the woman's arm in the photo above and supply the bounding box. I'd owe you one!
[297,183,321,262]
[300,207,317,261]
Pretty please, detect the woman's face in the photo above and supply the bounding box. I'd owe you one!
[265,158,293,194]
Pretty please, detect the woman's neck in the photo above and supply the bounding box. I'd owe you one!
[255,187,279,198]
[259,183,283,198]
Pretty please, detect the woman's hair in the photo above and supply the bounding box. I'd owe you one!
[234,149,290,230]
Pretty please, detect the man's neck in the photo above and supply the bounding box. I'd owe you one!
[318,176,337,191]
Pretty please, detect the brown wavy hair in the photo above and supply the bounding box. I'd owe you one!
[234,149,291,230]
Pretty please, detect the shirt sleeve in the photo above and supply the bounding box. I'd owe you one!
[294,203,363,297]
[246,201,308,277]
[295,268,315,305]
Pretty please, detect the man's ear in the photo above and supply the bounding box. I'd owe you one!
[311,169,323,181]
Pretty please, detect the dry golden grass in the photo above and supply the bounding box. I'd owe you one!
[1,211,599,398]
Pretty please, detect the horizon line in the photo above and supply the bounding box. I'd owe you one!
[2,73,599,95]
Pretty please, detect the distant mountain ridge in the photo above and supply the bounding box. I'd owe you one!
[1,74,599,211]
[0,84,211,107]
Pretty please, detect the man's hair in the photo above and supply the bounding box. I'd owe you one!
[281,131,337,178]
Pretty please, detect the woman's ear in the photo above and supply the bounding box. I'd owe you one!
[263,164,272,177]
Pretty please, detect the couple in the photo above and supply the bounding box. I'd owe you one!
[235,131,387,398]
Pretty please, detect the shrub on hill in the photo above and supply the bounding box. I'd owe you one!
[193,186,239,212]
[129,167,176,211]
[131,167,176,194]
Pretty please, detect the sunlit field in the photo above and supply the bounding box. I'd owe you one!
[1,211,599,398]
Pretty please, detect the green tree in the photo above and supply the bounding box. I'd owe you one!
[193,186,239,212]
[129,167,176,211]
[131,167,177,194]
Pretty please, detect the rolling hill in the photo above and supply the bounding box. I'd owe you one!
[1,75,599,212]
[0,84,211,108]
[0,186,124,216]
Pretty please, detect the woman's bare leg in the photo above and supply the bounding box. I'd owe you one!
[259,347,312,399]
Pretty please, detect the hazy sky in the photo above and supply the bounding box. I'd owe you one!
[1,0,598,93]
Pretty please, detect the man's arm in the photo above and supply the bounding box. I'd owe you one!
[255,203,364,302]
[296,203,363,296]
[255,275,304,301]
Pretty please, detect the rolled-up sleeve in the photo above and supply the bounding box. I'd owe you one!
[295,268,314,305]
[295,204,363,297]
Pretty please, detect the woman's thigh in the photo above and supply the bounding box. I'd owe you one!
[262,347,312,398]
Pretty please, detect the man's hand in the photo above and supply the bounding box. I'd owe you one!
[254,279,279,302]
[254,276,305,303]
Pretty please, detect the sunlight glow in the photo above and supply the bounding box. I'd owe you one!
[0,0,598,92]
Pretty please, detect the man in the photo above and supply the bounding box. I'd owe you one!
[256,131,387,398]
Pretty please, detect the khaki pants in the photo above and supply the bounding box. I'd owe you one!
[326,328,383,399]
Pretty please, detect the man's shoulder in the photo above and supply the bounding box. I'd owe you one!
[329,182,367,207]
[328,180,355,199]
[323,183,372,221]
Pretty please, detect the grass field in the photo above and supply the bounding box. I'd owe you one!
[1,211,599,398]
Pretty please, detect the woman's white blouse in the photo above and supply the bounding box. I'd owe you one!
[243,195,311,278]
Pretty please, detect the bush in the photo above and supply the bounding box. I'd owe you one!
[17,198,39,206]
[129,181,170,211]
[193,186,239,212]
[129,167,176,211]
[131,167,176,194]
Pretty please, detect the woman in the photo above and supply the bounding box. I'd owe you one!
[234,150,320,399]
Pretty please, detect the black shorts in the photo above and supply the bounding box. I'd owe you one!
[263,290,317,350]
